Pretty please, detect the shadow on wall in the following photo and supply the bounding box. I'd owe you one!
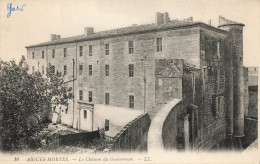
[104,113,151,152]
[248,86,258,118]
[242,116,258,149]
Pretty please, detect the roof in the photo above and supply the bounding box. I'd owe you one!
[155,59,198,77]
[218,16,245,28]
[155,59,183,77]
[26,20,227,48]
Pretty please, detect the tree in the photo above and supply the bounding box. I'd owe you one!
[0,56,72,151]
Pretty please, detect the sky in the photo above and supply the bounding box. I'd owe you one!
[0,0,259,67]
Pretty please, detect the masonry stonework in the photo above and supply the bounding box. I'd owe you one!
[108,113,151,152]
[162,100,182,150]
[26,13,249,151]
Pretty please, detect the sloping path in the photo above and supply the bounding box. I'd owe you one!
[147,98,181,152]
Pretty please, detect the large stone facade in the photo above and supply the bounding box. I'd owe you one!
[26,26,201,113]
[26,13,247,150]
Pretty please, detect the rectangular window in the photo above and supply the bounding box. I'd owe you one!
[129,41,134,54]
[217,42,220,58]
[32,52,35,59]
[105,44,109,55]
[220,96,224,114]
[65,108,68,114]
[105,119,109,131]
[215,96,225,118]
[217,69,220,91]
[129,95,134,109]
[105,65,109,76]
[64,65,67,75]
[129,64,134,77]
[205,39,209,55]
[32,66,34,73]
[52,49,55,58]
[79,90,83,100]
[79,46,83,56]
[42,66,44,74]
[89,91,92,102]
[218,96,221,116]
[89,65,92,76]
[84,110,87,119]
[105,93,109,105]
[79,65,83,75]
[64,48,67,57]
[202,66,207,85]
[156,38,162,52]
[89,45,92,56]
[42,51,45,59]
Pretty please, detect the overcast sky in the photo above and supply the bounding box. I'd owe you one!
[0,0,259,67]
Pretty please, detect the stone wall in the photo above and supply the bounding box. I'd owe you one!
[155,59,183,104]
[248,87,258,118]
[162,100,182,150]
[0,98,2,151]
[189,28,227,150]
[243,117,258,148]
[26,24,232,151]
[193,117,226,150]
[199,29,226,130]
[243,67,249,116]
[106,113,151,152]
[59,130,100,146]
[147,99,181,152]
[27,26,200,113]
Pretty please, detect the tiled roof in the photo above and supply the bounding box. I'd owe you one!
[155,59,183,77]
[26,20,227,48]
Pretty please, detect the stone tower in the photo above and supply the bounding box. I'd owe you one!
[219,16,245,149]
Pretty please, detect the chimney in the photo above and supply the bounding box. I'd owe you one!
[56,35,61,39]
[187,17,193,22]
[50,34,56,41]
[85,27,94,36]
[164,12,170,24]
[155,12,164,25]
[50,34,61,41]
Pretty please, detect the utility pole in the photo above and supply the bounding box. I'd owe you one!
[141,56,147,113]
[72,59,75,127]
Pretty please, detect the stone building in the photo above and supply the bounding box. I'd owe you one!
[246,67,258,118]
[26,12,248,150]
